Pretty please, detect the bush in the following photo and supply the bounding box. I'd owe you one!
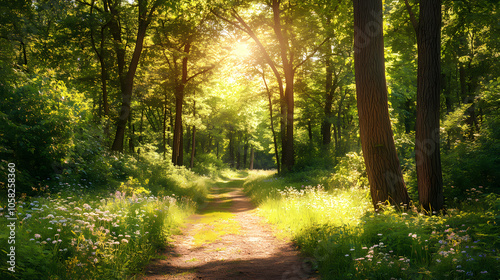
[0,73,90,195]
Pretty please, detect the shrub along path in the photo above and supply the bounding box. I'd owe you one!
[140,177,316,280]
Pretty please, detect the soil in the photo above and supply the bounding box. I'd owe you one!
[140,178,318,280]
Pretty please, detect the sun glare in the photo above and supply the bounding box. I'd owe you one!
[232,40,251,58]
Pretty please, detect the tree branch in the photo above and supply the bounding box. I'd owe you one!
[294,36,330,72]
[404,0,418,33]
[186,65,216,84]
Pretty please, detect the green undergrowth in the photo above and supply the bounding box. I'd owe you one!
[0,150,220,279]
[244,171,500,280]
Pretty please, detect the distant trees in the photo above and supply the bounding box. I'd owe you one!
[213,0,329,172]
[353,0,410,209]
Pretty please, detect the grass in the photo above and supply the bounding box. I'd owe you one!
[190,178,243,247]
[0,160,215,280]
[191,212,240,247]
[244,171,500,280]
[0,189,197,279]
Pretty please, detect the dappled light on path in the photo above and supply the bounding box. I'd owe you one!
[141,178,317,280]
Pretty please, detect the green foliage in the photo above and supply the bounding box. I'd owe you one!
[441,80,500,194]
[191,153,227,178]
[330,151,368,189]
[0,73,89,194]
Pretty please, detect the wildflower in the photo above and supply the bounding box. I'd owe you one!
[121,239,129,244]
[34,234,41,239]
[480,271,488,274]
[30,238,35,241]
[345,254,349,257]
[436,259,441,263]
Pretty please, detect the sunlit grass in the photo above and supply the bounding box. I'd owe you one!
[244,171,500,280]
[0,188,198,279]
[191,212,240,247]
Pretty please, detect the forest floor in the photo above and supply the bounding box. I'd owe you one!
[140,177,317,280]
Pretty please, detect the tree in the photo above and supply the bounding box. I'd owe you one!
[152,3,219,166]
[108,0,164,152]
[405,0,444,212]
[213,0,328,172]
[353,0,410,209]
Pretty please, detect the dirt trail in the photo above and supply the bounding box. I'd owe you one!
[140,178,316,280]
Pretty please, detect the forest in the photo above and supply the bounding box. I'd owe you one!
[0,0,499,279]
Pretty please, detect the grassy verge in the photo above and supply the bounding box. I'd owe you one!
[0,156,214,279]
[244,171,500,280]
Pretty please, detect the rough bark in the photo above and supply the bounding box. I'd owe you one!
[415,0,444,212]
[353,0,410,209]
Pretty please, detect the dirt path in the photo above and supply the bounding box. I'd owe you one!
[140,178,317,280]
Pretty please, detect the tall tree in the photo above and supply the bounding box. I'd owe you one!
[109,0,163,152]
[353,0,410,209]
[405,0,444,212]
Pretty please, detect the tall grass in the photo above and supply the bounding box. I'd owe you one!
[0,150,215,279]
[0,189,197,279]
[244,171,500,280]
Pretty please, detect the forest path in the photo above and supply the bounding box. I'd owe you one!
[140,175,316,280]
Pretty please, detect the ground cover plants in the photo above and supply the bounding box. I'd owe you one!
[0,152,213,280]
[244,171,500,280]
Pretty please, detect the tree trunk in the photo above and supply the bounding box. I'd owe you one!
[172,93,184,166]
[229,132,235,168]
[163,102,167,159]
[249,146,254,170]
[172,41,191,166]
[243,139,248,168]
[190,125,196,169]
[415,0,444,212]
[353,0,410,209]
[190,97,196,169]
[336,88,346,154]
[272,0,295,172]
[322,44,335,146]
[262,72,281,173]
[111,0,157,151]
